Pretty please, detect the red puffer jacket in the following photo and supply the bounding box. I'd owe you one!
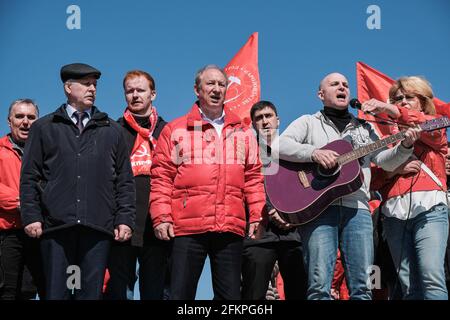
[371,107,447,198]
[0,135,22,230]
[150,103,266,237]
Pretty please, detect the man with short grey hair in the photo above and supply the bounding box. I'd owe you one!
[20,63,136,300]
[0,98,44,300]
[150,64,266,299]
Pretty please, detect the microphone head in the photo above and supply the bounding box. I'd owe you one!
[349,98,362,110]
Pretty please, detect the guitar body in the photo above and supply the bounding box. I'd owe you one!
[265,139,363,225]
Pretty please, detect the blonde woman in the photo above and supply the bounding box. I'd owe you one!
[366,76,449,300]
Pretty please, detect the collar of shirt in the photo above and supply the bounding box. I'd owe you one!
[8,134,24,156]
[66,104,92,126]
[199,108,225,137]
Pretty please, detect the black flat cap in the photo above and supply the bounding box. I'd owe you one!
[60,63,101,83]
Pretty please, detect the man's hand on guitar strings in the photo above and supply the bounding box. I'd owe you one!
[311,149,339,169]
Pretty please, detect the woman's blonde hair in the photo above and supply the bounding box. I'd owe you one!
[389,76,436,115]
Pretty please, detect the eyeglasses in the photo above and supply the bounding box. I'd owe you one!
[390,94,416,104]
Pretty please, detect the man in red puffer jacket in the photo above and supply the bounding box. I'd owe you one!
[150,65,266,300]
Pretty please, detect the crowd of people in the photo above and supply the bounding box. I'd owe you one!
[0,62,449,300]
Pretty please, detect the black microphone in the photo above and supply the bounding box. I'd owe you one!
[349,98,361,109]
[350,98,396,126]
[349,98,376,116]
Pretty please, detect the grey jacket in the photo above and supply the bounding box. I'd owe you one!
[272,111,413,210]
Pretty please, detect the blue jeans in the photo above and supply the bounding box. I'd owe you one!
[299,206,373,300]
[383,203,449,300]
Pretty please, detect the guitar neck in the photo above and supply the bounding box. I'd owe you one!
[336,116,450,166]
[338,131,405,165]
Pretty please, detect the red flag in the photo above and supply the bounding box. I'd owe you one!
[356,61,449,137]
[356,61,396,138]
[224,32,260,123]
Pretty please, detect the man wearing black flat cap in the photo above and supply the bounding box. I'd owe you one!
[20,63,136,300]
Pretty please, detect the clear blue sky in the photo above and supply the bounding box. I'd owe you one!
[1,0,449,299]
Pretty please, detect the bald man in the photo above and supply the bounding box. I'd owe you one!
[274,72,420,300]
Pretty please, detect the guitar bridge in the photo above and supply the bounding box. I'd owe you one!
[297,171,310,188]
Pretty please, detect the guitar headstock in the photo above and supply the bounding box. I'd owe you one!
[420,116,450,132]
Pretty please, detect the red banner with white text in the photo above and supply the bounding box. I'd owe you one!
[224,32,261,123]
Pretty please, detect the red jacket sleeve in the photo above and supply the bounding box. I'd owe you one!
[397,106,447,152]
[149,125,176,227]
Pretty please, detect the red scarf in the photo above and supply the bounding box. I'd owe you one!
[123,107,158,176]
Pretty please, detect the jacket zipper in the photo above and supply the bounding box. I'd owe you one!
[183,189,188,208]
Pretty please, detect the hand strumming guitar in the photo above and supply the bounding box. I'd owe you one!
[311,149,339,170]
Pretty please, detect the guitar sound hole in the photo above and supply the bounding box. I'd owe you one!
[317,164,340,178]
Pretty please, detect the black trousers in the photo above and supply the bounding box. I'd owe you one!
[241,241,307,300]
[40,226,111,300]
[0,229,45,300]
[104,234,170,300]
[170,232,243,300]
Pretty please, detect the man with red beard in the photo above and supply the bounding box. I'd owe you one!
[0,99,44,299]
[105,70,169,300]
[150,65,266,300]
[274,72,420,300]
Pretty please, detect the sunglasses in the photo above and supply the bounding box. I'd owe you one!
[390,94,417,104]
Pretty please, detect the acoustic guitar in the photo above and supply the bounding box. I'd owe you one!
[265,116,450,225]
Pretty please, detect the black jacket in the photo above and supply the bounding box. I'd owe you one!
[20,104,136,235]
[117,115,167,247]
